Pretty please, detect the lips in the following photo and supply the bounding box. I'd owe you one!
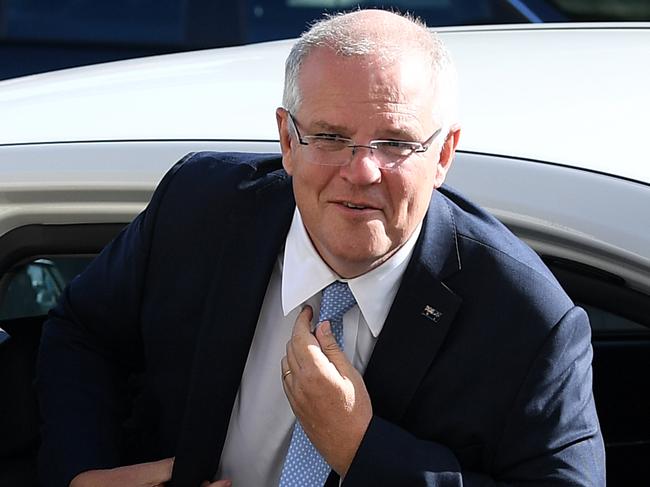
[336,199,380,210]
[344,202,368,209]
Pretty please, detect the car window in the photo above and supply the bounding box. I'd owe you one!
[580,303,648,335]
[548,0,650,21]
[3,0,528,47]
[4,0,649,81]
[4,0,186,46]
[247,0,529,42]
[0,256,93,320]
[544,257,650,335]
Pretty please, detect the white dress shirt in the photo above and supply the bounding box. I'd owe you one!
[216,209,421,486]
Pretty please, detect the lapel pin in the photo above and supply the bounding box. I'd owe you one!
[421,305,443,323]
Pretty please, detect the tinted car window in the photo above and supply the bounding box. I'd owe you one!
[5,0,186,45]
[582,303,649,334]
[544,257,650,334]
[3,0,649,80]
[0,0,536,80]
[3,0,528,47]
[0,257,92,320]
[247,0,529,42]
[548,0,650,21]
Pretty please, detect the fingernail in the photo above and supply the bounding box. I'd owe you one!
[321,321,331,335]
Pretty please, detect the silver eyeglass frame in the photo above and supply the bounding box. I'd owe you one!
[284,109,443,168]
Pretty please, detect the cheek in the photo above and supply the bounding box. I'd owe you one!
[291,162,334,207]
[388,164,435,229]
[292,175,315,215]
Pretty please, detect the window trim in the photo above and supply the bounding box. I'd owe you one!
[544,255,650,333]
[0,223,126,278]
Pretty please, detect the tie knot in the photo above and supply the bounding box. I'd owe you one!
[318,281,357,324]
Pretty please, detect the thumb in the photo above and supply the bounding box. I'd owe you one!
[202,480,232,487]
[315,321,349,369]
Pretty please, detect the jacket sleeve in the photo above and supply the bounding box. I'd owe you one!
[36,154,193,487]
[343,306,605,486]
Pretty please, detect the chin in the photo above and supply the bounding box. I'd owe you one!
[328,240,394,275]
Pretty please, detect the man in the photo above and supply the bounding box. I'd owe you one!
[37,9,605,487]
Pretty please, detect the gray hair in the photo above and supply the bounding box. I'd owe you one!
[282,10,457,120]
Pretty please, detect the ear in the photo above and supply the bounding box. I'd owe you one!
[276,107,295,175]
[434,125,461,189]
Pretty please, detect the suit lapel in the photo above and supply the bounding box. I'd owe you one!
[171,167,295,487]
[363,190,463,423]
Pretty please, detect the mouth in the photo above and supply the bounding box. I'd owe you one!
[343,201,370,210]
[335,200,381,212]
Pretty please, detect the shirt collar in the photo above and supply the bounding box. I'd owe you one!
[282,208,421,337]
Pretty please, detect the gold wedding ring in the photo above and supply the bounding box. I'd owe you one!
[282,369,292,380]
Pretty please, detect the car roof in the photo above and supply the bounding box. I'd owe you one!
[1,23,649,184]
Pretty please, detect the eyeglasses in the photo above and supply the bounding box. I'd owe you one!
[286,110,443,170]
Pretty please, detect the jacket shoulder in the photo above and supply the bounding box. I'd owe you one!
[438,185,573,320]
[171,151,286,191]
[151,151,287,211]
[440,185,561,289]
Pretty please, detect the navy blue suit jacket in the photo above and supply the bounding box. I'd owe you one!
[37,152,605,486]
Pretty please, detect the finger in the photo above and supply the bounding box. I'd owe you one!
[281,355,289,377]
[281,354,297,399]
[292,305,313,337]
[287,306,317,370]
[315,321,350,372]
[127,457,175,485]
[315,321,342,356]
[285,336,302,374]
[281,368,296,408]
[281,355,295,385]
[202,480,232,487]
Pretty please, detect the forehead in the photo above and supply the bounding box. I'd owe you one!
[297,47,440,128]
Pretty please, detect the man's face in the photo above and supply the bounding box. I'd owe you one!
[278,47,458,278]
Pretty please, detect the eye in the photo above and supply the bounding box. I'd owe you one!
[305,135,350,152]
[314,133,344,140]
[374,140,421,156]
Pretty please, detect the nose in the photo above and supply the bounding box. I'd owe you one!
[339,145,382,185]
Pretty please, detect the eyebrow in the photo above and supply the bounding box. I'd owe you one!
[377,128,420,140]
[307,120,421,141]
[309,120,350,135]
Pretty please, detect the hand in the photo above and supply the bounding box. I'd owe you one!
[69,458,232,487]
[70,458,174,487]
[281,306,372,477]
[201,481,232,487]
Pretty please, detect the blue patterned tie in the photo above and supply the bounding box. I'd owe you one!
[279,281,357,486]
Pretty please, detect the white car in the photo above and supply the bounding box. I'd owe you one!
[0,23,648,485]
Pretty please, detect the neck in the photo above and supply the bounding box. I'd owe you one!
[317,246,401,279]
